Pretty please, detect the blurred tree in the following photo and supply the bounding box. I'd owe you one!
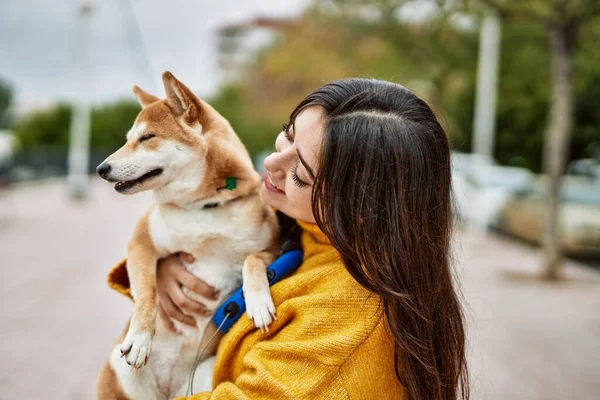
[451,14,600,171]
[483,21,549,170]
[479,0,600,280]
[0,79,13,129]
[11,0,600,189]
[224,0,478,149]
[14,100,140,151]
[90,100,140,149]
[207,85,280,157]
[14,104,72,148]
[209,0,598,167]
[572,19,600,162]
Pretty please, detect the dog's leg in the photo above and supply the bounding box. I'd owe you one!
[105,344,162,400]
[120,216,160,369]
[98,321,162,400]
[97,359,132,400]
[242,251,277,331]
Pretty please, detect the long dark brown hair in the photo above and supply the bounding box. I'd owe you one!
[287,78,469,400]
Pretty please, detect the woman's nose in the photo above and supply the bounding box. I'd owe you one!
[274,131,289,153]
[264,133,293,177]
[263,152,284,177]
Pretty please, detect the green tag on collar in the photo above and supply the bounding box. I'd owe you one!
[225,177,237,190]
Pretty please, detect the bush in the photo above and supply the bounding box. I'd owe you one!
[13,101,141,152]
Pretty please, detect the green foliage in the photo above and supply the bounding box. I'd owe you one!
[14,103,72,148]
[11,0,600,169]
[207,85,280,156]
[14,100,141,151]
[454,21,552,171]
[452,18,600,171]
[12,90,276,157]
[494,21,549,171]
[0,78,13,129]
[572,20,600,160]
[90,100,141,149]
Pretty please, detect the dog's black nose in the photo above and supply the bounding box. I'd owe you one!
[96,163,111,178]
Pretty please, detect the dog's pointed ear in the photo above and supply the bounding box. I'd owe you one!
[132,85,159,107]
[162,71,201,127]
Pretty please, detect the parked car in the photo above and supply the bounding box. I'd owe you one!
[494,175,600,257]
[567,158,600,179]
[451,152,536,227]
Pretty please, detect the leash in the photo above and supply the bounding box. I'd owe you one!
[187,248,303,396]
[187,314,231,397]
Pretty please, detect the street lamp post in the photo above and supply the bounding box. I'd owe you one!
[67,0,94,199]
[472,11,502,164]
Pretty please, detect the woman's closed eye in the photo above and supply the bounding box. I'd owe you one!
[290,165,308,188]
[282,123,293,142]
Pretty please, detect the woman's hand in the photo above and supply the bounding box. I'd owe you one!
[156,253,219,333]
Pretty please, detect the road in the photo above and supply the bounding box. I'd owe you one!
[0,179,599,399]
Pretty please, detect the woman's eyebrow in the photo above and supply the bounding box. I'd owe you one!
[297,149,316,181]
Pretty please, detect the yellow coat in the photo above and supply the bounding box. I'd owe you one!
[107,221,405,399]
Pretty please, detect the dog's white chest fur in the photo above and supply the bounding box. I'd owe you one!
[149,202,270,288]
[98,72,278,400]
[118,202,272,397]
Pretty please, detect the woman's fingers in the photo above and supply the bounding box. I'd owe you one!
[156,252,217,328]
[177,252,196,264]
[170,286,212,316]
[174,266,219,300]
[161,292,197,326]
[158,304,177,333]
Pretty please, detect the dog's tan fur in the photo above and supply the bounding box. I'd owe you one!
[96,72,279,399]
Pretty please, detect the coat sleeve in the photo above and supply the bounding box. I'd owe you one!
[107,259,348,399]
[107,259,133,300]
[174,347,347,400]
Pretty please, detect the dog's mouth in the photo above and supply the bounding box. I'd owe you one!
[114,168,163,193]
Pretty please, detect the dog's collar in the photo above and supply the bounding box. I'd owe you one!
[201,177,237,209]
[201,179,261,210]
[215,176,237,192]
[225,177,237,190]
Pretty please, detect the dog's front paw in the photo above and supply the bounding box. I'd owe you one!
[120,330,153,368]
[244,288,276,332]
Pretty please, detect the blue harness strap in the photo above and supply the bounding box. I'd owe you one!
[212,249,303,333]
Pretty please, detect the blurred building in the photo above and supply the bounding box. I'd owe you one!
[217,17,295,84]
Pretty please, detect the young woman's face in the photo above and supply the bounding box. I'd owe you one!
[261,106,325,223]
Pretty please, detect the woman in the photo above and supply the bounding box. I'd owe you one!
[108,78,469,400]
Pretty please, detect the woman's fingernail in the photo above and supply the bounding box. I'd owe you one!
[180,253,196,263]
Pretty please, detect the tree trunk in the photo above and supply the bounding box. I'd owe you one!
[540,22,573,281]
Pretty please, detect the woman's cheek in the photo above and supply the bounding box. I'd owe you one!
[284,179,294,199]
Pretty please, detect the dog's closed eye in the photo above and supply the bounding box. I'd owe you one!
[139,133,156,143]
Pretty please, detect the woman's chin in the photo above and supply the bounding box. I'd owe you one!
[261,183,279,204]
[261,184,289,211]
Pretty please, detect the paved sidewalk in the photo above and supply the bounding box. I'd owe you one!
[0,179,599,399]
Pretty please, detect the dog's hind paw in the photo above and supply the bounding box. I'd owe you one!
[120,330,153,369]
[244,289,276,332]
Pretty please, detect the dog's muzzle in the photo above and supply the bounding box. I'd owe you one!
[96,162,111,179]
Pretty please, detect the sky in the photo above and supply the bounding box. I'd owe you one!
[0,0,311,112]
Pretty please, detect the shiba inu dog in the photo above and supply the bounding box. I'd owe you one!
[95,72,279,399]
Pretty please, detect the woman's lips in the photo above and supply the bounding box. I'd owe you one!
[264,174,285,194]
